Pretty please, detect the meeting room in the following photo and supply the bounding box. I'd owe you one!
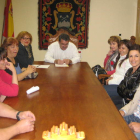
[0,0,140,139]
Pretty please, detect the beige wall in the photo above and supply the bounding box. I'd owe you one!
[0,0,138,67]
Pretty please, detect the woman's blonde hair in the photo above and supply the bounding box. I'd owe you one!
[16,31,32,43]
[108,36,121,45]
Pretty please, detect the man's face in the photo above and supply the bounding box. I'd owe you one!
[59,39,69,50]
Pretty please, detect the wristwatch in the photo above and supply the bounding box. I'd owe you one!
[16,111,22,121]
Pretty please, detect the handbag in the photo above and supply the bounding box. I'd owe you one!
[92,65,107,77]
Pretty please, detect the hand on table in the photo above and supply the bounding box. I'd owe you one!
[16,118,35,134]
[63,59,72,65]
[26,65,36,74]
[129,122,140,133]
[54,59,64,64]
[18,111,36,121]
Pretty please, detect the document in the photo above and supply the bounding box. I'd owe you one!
[55,63,69,67]
[33,65,50,68]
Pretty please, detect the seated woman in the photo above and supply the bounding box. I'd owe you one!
[104,39,132,109]
[105,39,132,85]
[0,47,19,102]
[119,85,140,140]
[2,37,36,81]
[117,44,140,105]
[16,31,34,68]
[104,36,120,75]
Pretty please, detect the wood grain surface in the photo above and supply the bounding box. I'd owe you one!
[1,62,137,140]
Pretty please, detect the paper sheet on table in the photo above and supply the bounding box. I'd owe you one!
[55,63,69,67]
[33,65,50,68]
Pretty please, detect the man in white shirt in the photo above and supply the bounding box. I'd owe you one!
[44,33,80,64]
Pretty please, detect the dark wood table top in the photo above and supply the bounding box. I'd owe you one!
[1,62,137,140]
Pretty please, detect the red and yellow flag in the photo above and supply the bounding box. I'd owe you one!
[2,0,14,38]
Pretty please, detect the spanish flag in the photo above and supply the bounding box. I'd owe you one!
[2,0,14,39]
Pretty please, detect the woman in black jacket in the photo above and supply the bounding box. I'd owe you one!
[16,31,34,69]
[117,44,140,104]
[113,44,140,109]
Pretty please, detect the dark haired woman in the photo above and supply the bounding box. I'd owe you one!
[105,44,140,109]
[104,40,132,109]
[118,44,140,105]
[0,47,18,102]
[105,39,132,85]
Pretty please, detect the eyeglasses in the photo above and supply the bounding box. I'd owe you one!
[22,38,31,40]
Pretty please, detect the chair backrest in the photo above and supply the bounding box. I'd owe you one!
[48,29,79,48]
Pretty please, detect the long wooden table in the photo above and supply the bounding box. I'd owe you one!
[1,62,137,140]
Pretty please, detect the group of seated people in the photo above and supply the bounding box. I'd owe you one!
[0,31,37,139]
[0,31,37,102]
[0,28,81,139]
[99,35,140,139]
[0,27,140,139]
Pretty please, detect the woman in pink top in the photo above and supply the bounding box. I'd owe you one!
[0,47,19,102]
[104,36,121,75]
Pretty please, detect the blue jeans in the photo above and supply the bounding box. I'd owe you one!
[124,114,140,140]
[104,85,123,109]
[124,114,140,124]
[134,133,140,140]
[104,85,118,97]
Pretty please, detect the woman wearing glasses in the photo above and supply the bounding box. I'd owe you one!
[16,31,34,68]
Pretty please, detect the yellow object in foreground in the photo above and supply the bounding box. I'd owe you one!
[42,122,85,140]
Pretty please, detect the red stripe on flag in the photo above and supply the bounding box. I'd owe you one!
[2,0,14,38]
